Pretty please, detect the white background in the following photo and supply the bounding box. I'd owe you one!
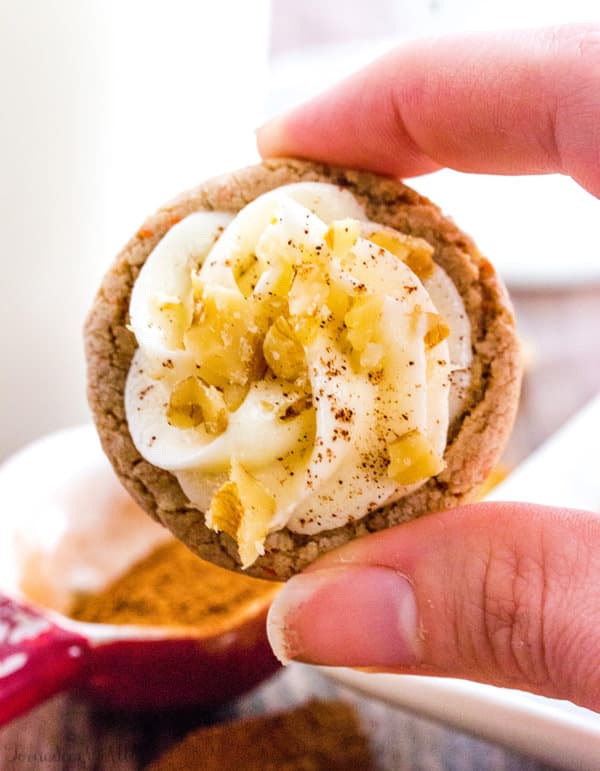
[0,1,269,460]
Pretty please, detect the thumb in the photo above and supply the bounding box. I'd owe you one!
[267,502,600,711]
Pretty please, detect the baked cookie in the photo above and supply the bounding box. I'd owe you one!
[85,159,521,580]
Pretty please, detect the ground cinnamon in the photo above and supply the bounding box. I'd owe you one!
[145,700,375,770]
[69,540,277,628]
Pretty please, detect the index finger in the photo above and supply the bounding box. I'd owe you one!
[258,25,600,198]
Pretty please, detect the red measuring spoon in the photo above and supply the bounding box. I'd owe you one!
[0,427,279,726]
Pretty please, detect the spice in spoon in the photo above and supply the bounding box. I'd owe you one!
[69,540,278,629]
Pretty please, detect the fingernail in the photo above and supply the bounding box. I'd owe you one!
[266,565,420,667]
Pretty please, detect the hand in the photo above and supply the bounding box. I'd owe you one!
[258,24,600,712]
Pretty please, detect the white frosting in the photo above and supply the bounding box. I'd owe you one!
[125,183,472,562]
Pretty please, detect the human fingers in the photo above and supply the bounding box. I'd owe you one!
[258,25,600,198]
[267,502,600,712]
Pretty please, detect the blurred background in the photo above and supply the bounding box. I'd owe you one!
[1,4,600,769]
[1,0,599,461]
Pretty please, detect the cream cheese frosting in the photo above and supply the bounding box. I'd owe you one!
[125,183,472,567]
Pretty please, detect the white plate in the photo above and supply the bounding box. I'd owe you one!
[324,393,600,769]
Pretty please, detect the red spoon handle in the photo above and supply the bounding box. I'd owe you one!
[0,594,89,726]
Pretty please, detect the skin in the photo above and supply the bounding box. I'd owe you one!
[257,24,600,712]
